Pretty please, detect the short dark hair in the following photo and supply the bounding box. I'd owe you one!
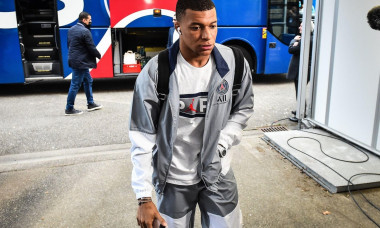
[367,6,380,31]
[79,12,91,21]
[176,0,215,22]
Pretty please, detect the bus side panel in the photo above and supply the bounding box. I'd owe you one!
[0,28,25,84]
[216,27,266,74]
[214,0,267,26]
[90,28,113,78]
[127,15,173,28]
[59,28,70,78]
[264,32,292,74]
[57,0,110,28]
[59,28,113,78]
[0,1,24,84]
[83,0,110,27]
[109,0,176,28]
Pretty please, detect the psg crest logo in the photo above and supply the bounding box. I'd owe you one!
[216,80,229,95]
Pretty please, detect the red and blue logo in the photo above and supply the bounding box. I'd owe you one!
[216,80,229,95]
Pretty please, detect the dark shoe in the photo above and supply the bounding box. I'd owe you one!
[87,103,103,111]
[65,108,83,116]
[291,110,296,115]
[289,116,298,122]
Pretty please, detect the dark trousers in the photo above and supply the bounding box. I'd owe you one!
[294,73,311,99]
[66,68,94,110]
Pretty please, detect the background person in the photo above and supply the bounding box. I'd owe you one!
[287,21,313,122]
[129,0,254,227]
[167,14,180,48]
[367,5,380,31]
[287,6,300,34]
[65,12,103,116]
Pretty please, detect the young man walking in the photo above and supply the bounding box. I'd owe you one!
[65,12,102,115]
[129,0,254,227]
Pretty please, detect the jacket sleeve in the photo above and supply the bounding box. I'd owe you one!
[218,59,254,150]
[83,30,101,59]
[129,58,160,199]
[288,39,301,55]
[129,131,155,199]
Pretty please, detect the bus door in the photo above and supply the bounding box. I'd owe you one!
[264,0,299,74]
[15,0,63,79]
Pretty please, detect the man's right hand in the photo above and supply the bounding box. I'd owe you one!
[136,201,167,228]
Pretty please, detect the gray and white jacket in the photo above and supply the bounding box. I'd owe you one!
[129,41,254,199]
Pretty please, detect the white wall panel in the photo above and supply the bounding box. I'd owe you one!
[313,0,335,124]
[311,0,380,155]
[377,116,380,150]
[328,0,380,146]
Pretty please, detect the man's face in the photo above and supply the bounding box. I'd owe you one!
[176,8,217,58]
[82,15,92,26]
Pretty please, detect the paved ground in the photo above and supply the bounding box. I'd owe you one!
[0,75,297,155]
[0,76,379,227]
[0,78,135,155]
[0,132,379,227]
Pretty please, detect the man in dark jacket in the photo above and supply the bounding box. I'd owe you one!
[65,12,102,115]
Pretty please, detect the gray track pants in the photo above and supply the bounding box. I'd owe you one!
[157,170,242,228]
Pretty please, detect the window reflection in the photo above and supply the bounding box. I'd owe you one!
[268,0,300,45]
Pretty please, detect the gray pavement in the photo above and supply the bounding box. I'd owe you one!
[0,78,135,156]
[1,131,379,227]
[0,75,297,155]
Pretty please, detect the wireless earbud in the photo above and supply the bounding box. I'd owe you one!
[177,27,182,35]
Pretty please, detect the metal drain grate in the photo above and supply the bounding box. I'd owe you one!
[260,126,288,132]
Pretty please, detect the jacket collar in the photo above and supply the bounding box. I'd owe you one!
[168,40,230,78]
[77,21,90,30]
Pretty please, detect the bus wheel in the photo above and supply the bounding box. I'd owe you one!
[228,44,256,76]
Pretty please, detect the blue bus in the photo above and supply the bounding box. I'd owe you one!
[0,0,308,84]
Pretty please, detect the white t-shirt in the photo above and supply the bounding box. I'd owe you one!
[166,52,215,185]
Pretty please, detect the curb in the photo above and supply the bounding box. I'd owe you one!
[0,143,131,173]
[0,130,266,173]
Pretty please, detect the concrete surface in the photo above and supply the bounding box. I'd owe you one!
[0,78,135,156]
[0,75,297,155]
[0,131,379,227]
[264,129,380,193]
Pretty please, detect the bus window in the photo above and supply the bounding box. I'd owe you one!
[268,0,300,45]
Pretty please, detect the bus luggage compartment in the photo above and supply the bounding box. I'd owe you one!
[113,28,169,75]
